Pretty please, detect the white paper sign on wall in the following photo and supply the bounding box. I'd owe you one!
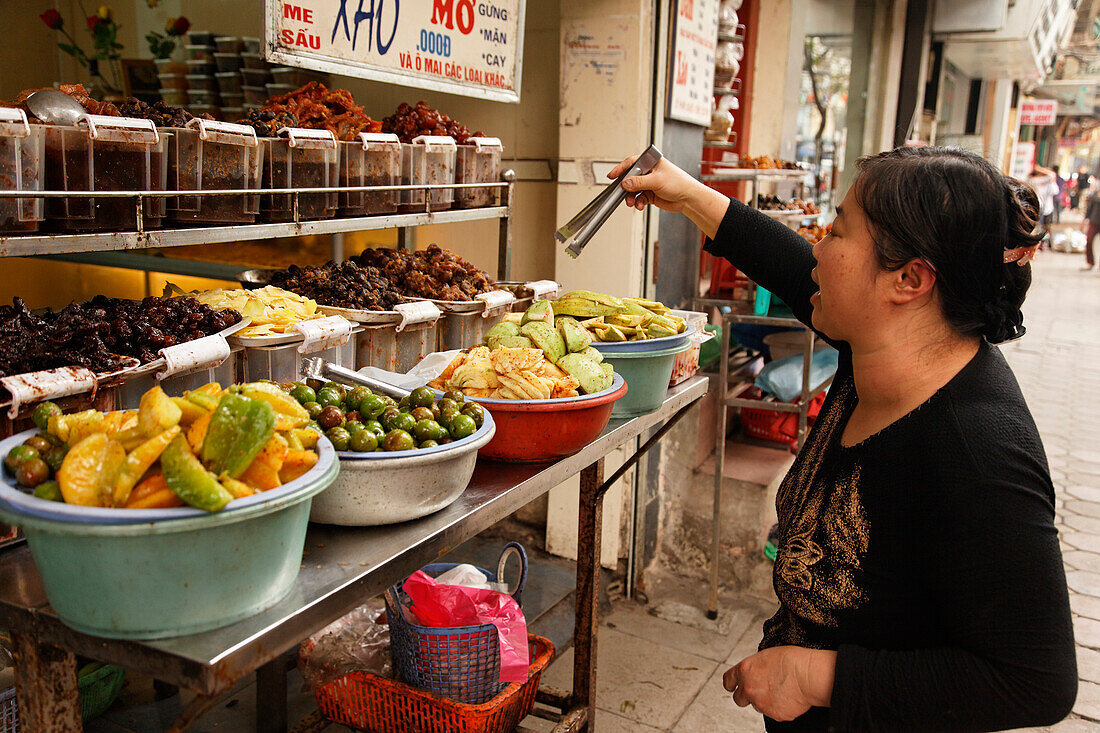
[667,0,719,126]
[266,0,526,103]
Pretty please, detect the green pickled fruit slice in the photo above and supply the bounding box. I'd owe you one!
[557,353,609,394]
[520,299,554,326]
[484,321,521,342]
[557,316,593,353]
[520,321,566,363]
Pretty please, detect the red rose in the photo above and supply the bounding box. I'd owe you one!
[87,15,100,30]
[170,17,190,36]
[40,9,63,30]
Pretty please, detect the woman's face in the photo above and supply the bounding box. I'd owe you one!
[810,186,890,345]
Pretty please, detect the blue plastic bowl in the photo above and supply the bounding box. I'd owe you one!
[0,430,339,639]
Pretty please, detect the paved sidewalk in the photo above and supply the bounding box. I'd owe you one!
[534,249,1100,732]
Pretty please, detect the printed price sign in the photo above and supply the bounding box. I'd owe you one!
[667,0,718,126]
[266,0,526,103]
[1019,100,1058,126]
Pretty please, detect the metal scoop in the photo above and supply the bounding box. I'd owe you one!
[556,145,663,259]
[300,357,411,399]
[24,89,86,126]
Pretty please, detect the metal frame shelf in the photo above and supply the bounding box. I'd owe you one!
[0,176,517,280]
[0,378,708,733]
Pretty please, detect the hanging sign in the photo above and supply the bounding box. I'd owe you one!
[1010,141,1036,180]
[1019,100,1058,126]
[265,0,526,103]
[667,0,719,126]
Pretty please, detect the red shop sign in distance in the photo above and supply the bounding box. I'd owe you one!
[1019,100,1058,126]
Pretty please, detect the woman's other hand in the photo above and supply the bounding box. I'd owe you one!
[609,154,730,238]
[722,646,837,722]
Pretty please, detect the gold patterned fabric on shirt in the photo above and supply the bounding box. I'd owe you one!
[762,376,869,650]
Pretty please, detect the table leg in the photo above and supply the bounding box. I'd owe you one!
[572,459,605,731]
[10,630,81,732]
[256,657,288,733]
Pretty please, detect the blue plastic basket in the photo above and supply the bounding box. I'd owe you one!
[386,543,527,705]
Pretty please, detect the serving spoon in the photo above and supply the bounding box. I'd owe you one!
[24,89,86,126]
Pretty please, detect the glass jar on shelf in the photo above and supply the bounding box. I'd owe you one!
[705,95,738,142]
[719,0,741,34]
[714,40,743,89]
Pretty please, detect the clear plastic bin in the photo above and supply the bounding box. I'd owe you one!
[339,132,400,216]
[0,108,46,233]
[117,352,240,409]
[261,127,338,222]
[399,136,456,213]
[167,119,263,224]
[455,137,502,209]
[355,321,439,373]
[44,114,168,232]
[241,338,356,384]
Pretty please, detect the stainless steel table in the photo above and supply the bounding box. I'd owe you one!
[0,377,708,732]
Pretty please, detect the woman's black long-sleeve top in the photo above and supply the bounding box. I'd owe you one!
[703,198,1077,732]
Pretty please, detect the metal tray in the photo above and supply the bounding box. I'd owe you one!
[429,290,514,313]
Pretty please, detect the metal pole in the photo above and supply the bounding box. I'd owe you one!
[331,232,345,263]
[573,460,605,730]
[498,170,515,281]
[708,314,731,619]
[11,631,81,732]
[256,658,288,733]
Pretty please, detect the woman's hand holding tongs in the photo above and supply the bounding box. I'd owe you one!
[609,155,732,239]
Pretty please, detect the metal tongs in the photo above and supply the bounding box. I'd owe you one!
[300,357,411,399]
[556,145,663,258]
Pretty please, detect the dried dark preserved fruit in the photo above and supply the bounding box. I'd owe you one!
[351,244,496,301]
[269,260,403,311]
[381,101,483,145]
[0,295,241,377]
[117,97,211,128]
[261,82,381,142]
[234,108,299,138]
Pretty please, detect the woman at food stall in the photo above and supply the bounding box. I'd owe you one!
[608,146,1076,731]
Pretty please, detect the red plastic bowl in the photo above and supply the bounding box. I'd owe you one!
[472,375,628,462]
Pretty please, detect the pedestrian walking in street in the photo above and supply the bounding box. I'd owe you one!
[1053,165,1066,223]
[1080,183,1100,270]
[1028,165,1059,245]
[610,145,1077,732]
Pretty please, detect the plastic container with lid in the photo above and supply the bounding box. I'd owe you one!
[455,137,502,209]
[339,132,401,216]
[242,52,269,70]
[242,85,267,105]
[185,44,214,61]
[186,74,217,92]
[215,71,243,94]
[186,59,216,76]
[261,127,338,222]
[399,135,456,213]
[159,88,188,106]
[242,68,273,86]
[187,88,220,106]
[0,108,46,234]
[221,92,244,108]
[236,315,358,383]
[44,114,168,232]
[215,36,244,53]
[349,301,442,373]
[214,53,243,73]
[157,73,188,91]
[167,118,263,224]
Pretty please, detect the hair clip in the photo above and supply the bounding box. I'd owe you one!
[1003,244,1038,266]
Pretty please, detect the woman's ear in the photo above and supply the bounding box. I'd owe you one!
[888,258,937,305]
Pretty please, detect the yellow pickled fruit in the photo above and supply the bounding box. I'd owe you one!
[57,433,126,507]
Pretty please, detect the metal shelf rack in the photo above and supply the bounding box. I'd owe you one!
[0,176,517,279]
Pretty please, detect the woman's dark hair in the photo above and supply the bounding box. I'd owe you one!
[854,146,1040,343]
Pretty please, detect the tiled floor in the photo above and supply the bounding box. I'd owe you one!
[61,244,1100,731]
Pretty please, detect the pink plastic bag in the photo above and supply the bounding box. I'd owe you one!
[402,570,530,683]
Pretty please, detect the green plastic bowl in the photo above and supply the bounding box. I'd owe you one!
[0,437,339,640]
[601,341,692,417]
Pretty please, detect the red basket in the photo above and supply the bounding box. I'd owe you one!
[739,388,825,448]
[301,635,554,733]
